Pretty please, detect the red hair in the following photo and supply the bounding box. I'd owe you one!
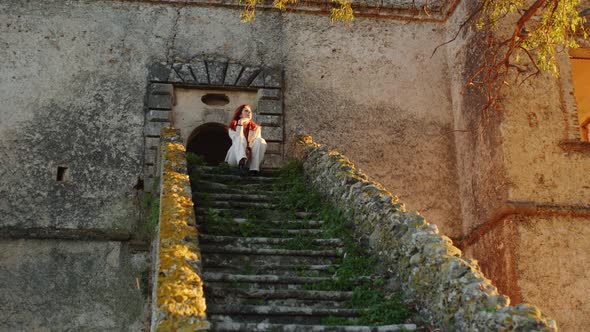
[229,104,257,132]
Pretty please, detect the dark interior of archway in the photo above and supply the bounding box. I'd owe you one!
[186,124,232,165]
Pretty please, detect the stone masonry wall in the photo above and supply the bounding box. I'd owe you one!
[294,135,557,331]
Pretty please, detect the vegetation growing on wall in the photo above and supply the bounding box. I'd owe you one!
[439,0,588,112]
[239,0,353,22]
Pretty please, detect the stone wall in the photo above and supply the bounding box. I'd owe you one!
[0,0,463,239]
[293,135,556,331]
[0,239,147,330]
[443,1,590,330]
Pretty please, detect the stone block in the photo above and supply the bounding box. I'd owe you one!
[224,63,243,86]
[148,94,172,110]
[264,126,283,142]
[250,72,266,88]
[168,67,183,82]
[172,63,195,82]
[190,60,209,84]
[266,142,283,154]
[145,137,160,150]
[258,99,282,114]
[144,149,157,166]
[257,88,281,100]
[145,122,171,137]
[264,68,283,88]
[147,110,171,122]
[258,114,282,127]
[236,66,261,86]
[148,62,172,82]
[262,153,284,169]
[144,165,156,179]
[207,61,227,85]
[150,83,173,95]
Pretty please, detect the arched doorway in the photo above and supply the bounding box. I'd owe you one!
[186,123,231,165]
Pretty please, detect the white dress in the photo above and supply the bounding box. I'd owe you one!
[225,124,267,171]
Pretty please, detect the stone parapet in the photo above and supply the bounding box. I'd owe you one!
[151,127,209,331]
[293,134,557,331]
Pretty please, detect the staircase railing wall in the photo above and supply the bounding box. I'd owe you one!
[293,134,557,331]
[150,127,209,331]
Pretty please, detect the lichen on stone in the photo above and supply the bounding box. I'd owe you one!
[153,128,209,331]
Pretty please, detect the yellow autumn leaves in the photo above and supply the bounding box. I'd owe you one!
[239,0,354,23]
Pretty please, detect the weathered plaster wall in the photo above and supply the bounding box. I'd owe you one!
[501,63,590,205]
[1,0,462,326]
[496,57,590,332]
[516,216,590,332]
[0,239,147,331]
[444,1,590,331]
[281,15,462,237]
[0,0,173,231]
[444,0,509,235]
[462,216,520,303]
[0,1,462,234]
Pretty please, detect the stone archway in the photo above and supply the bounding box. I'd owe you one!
[141,58,285,191]
[186,123,231,165]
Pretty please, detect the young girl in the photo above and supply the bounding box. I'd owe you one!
[225,104,267,175]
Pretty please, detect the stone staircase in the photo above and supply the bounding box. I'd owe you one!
[191,165,418,332]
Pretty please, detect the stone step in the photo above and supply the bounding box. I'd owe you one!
[194,192,278,203]
[199,173,277,184]
[202,200,279,210]
[203,273,335,284]
[205,293,349,309]
[198,227,326,238]
[204,217,326,229]
[210,321,417,332]
[202,273,359,291]
[193,181,280,196]
[192,180,277,193]
[208,305,362,325]
[200,246,341,257]
[196,207,317,219]
[199,235,344,248]
[205,287,353,301]
[202,262,338,276]
[208,304,361,317]
[203,251,336,268]
[190,165,281,176]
